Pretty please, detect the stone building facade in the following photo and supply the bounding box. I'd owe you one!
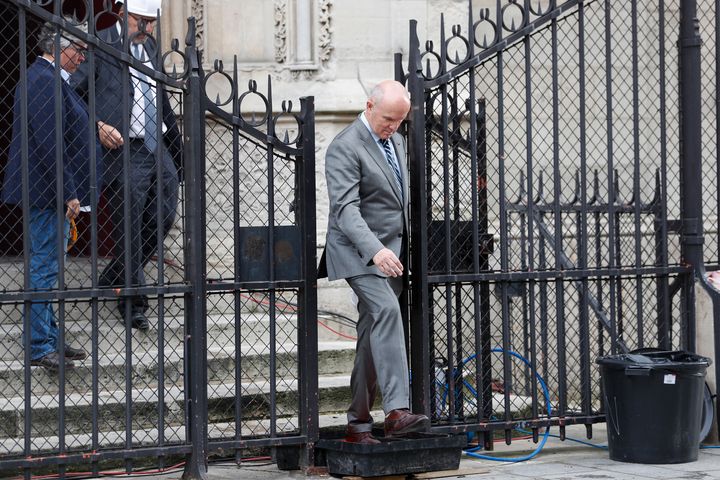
[161,0,464,318]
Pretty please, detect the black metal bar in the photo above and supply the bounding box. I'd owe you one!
[496,48,513,441]
[429,414,606,435]
[121,7,133,469]
[0,284,194,303]
[51,9,69,465]
[424,265,691,285]
[577,0,592,419]
[604,0,619,355]
[655,0,671,348]
[265,76,278,440]
[0,444,194,471]
[86,2,100,474]
[550,9,567,429]
[207,435,309,451]
[437,14,456,422]
[630,0,644,349]
[679,0,703,358]
[407,19,432,417]
[465,0,486,434]
[17,7,32,478]
[654,193,672,345]
[181,17,209,480]
[451,78,465,419]
[655,0,672,349]
[522,32,538,419]
[297,95,319,468]
[231,56,243,462]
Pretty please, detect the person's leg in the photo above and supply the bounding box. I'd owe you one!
[137,148,179,312]
[27,208,59,360]
[346,275,410,425]
[99,175,125,289]
[345,278,379,432]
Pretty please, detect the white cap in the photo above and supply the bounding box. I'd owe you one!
[120,0,162,18]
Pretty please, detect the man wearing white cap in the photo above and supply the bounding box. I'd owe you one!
[70,0,182,331]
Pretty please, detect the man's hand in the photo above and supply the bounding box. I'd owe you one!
[373,248,403,277]
[97,121,124,149]
[66,198,80,219]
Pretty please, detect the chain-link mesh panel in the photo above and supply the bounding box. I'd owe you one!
[427,275,683,424]
[203,108,305,443]
[0,296,187,455]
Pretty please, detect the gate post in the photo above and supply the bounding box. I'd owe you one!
[406,20,432,417]
[298,96,319,468]
[678,0,703,353]
[181,17,209,480]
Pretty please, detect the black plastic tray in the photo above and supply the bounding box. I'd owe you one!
[316,432,465,477]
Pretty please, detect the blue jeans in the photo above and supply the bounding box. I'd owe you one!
[28,208,69,360]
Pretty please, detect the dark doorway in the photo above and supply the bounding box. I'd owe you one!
[0,5,41,256]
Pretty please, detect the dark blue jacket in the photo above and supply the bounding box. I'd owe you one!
[2,58,101,208]
[69,27,183,180]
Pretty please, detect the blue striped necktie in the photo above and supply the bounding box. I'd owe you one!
[380,138,403,197]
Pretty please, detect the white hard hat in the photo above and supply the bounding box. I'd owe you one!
[120,0,162,18]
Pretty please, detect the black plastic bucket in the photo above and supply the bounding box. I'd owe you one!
[597,350,711,464]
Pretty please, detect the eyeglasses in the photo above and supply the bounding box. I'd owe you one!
[129,13,157,25]
[69,43,87,57]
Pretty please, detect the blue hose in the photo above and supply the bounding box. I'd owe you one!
[460,348,553,462]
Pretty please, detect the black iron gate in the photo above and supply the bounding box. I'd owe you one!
[398,0,716,449]
[0,1,317,477]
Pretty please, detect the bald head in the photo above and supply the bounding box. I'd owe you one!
[365,80,411,139]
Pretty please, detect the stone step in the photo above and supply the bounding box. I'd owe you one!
[0,291,302,324]
[0,310,357,362]
[0,256,184,297]
[0,375,354,440]
[0,341,356,397]
[0,410,362,457]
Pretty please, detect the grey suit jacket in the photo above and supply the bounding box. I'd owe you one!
[321,116,409,281]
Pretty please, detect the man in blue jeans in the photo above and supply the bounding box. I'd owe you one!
[2,23,97,371]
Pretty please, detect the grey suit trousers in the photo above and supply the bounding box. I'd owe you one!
[346,274,409,431]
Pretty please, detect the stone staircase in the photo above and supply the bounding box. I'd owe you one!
[0,287,358,457]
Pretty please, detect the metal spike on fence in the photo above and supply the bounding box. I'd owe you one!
[284,131,290,143]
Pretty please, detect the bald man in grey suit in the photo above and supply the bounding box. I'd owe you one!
[321,80,430,444]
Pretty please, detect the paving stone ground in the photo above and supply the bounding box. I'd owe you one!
[100,424,720,480]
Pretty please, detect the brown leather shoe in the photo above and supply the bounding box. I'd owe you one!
[384,409,430,437]
[344,431,381,445]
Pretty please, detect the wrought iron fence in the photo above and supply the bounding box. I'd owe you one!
[398,0,708,448]
[0,1,317,478]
